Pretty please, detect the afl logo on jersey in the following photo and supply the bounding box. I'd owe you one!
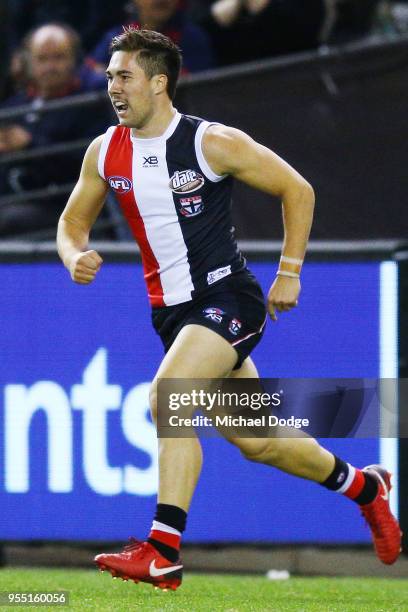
[108,175,133,194]
[169,169,204,194]
[179,196,204,217]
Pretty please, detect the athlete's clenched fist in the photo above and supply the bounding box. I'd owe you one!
[68,250,103,284]
[267,275,300,321]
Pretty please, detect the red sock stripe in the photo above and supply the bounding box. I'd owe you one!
[149,529,181,550]
[343,469,365,499]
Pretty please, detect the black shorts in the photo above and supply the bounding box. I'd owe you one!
[152,269,267,369]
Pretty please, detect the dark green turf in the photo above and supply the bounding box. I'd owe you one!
[0,568,407,611]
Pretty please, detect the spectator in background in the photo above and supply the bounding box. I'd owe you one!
[190,0,326,66]
[0,23,113,237]
[87,0,215,74]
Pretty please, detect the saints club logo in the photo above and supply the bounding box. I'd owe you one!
[179,196,204,217]
[169,169,204,194]
[229,318,242,336]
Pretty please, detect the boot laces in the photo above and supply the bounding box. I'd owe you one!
[123,537,144,553]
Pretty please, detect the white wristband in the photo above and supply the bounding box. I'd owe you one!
[277,271,300,279]
[280,256,303,265]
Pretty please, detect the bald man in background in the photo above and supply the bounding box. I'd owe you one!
[0,23,108,153]
[0,23,112,237]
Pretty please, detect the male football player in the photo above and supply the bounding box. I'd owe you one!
[57,27,402,591]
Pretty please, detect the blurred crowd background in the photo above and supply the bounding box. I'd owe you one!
[0,0,407,239]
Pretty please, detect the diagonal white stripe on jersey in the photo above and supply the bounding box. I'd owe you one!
[131,138,194,306]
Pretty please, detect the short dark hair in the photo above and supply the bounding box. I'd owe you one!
[110,27,182,100]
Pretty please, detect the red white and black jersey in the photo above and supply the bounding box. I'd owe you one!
[98,112,245,307]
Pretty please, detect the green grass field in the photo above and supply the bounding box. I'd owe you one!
[0,569,407,611]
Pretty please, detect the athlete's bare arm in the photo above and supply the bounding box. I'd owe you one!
[202,125,315,320]
[57,136,108,284]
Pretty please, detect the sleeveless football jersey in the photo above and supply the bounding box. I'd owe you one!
[98,111,245,307]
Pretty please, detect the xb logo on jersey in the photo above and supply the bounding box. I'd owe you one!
[143,156,158,167]
[108,176,133,194]
[169,169,204,194]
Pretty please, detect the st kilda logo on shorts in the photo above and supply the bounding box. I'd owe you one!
[169,169,205,194]
[179,196,204,217]
[108,175,133,194]
[229,318,242,336]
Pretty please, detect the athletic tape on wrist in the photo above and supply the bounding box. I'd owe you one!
[277,270,300,279]
[280,256,303,265]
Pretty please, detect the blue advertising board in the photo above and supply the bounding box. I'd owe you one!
[0,261,396,542]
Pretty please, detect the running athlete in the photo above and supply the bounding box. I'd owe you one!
[57,28,402,591]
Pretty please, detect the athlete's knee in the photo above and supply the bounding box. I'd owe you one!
[237,438,282,465]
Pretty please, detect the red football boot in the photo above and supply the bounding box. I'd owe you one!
[94,538,183,590]
[361,465,402,564]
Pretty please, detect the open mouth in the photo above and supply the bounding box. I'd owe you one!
[113,100,129,116]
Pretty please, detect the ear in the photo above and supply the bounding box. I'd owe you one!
[151,73,168,95]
